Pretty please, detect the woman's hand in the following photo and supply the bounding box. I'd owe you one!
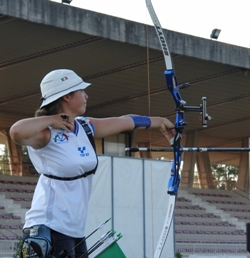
[159,118,176,143]
[50,114,74,132]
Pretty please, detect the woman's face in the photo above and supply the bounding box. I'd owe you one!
[70,90,88,115]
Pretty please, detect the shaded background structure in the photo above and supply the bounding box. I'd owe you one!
[0,0,249,188]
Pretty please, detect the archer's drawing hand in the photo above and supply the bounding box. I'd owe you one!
[50,114,74,132]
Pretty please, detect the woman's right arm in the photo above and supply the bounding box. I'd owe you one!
[9,114,73,149]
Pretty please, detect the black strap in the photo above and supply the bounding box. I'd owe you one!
[44,120,98,181]
[43,169,96,181]
[29,241,43,258]
[80,122,96,151]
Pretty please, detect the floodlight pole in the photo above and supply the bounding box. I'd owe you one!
[249,138,250,198]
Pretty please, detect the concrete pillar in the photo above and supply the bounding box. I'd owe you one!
[236,137,249,192]
[196,152,214,189]
[181,130,198,188]
[6,130,23,176]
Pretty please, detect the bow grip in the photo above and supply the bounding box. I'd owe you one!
[164,70,185,108]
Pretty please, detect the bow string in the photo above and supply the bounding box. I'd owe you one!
[145,0,210,257]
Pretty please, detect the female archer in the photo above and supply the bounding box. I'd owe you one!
[10,69,176,257]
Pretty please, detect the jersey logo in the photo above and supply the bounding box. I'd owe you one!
[53,132,69,144]
[78,146,90,157]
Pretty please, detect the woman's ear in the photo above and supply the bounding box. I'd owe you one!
[62,93,72,103]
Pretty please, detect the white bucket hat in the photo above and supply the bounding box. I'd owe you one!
[40,69,91,108]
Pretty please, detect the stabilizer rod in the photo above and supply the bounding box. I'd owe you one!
[125,147,250,152]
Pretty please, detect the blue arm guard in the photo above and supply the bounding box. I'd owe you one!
[129,115,151,129]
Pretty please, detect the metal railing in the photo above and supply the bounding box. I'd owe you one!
[0,240,19,257]
[176,242,248,255]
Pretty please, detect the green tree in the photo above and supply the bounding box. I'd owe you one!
[0,145,10,175]
[13,237,23,258]
[0,145,31,175]
[211,164,238,190]
[22,146,31,163]
[175,252,183,258]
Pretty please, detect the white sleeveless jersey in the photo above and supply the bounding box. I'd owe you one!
[24,117,98,237]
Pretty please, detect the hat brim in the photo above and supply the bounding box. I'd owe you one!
[40,81,91,108]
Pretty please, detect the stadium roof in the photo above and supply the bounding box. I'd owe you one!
[0,0,250,166]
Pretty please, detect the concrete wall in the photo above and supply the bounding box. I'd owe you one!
[0,0,250,68]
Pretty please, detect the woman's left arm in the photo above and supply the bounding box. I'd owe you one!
[88,115,176,143]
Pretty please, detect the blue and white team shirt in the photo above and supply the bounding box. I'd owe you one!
[24,117,98,238]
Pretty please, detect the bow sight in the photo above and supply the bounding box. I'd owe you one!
[165,69,212,129]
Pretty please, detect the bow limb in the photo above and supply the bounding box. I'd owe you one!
[145,0,173,70]
[145,1,211,255]
[146,0,183,257]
